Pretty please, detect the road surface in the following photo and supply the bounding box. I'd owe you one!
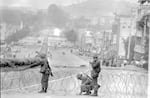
[50,48,89,67]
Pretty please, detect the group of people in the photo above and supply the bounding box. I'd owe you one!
[37,53,101,96]
[77,55,101,96]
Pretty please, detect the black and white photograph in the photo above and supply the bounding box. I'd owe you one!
[0,0,150,98]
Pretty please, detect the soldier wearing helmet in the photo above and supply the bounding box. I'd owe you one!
[37,52,53,93]
[77,73,100,96]
[77,73,93,95]
[89,54,101,96]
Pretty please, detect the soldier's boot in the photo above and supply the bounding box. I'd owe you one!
[44,82,48,93]
[38,88,45,93]
[91,84,100,96]
[84,90,91,95]
[44,88,47,93]
[91,90,98,96]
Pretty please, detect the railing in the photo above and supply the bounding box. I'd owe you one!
[1,67,148,98]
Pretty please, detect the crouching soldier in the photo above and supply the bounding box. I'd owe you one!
[38,53,53,93]
[77,73,93,95]
[76,73,100,95]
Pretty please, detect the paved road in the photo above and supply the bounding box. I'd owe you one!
[50,48,89,67]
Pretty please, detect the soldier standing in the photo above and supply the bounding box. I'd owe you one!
[90,55,101,96]
[38,53,53,93]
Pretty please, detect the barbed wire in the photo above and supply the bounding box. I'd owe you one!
[1,68,148,98]
[0,67,82,93]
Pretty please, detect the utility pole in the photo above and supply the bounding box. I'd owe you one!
[115,14,120,58]
[148,15,150,98]
[127,29,131,60]
[127,18,132,61]
[127,8,136,62]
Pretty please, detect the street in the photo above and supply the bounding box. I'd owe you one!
[0,0,149,98]
[1,45,148,98]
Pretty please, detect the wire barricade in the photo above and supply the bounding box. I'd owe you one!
[1,67,148,98]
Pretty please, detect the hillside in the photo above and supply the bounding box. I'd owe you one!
[64,0,138,17]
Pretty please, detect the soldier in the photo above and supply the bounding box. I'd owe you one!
[77,73,100,96]
[77,73,93,95]
[90,55,101,96]
[38,53,53,93]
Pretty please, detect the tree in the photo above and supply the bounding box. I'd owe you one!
[64,29,79,44]
[48,4,69,27]
[5,26,30,44]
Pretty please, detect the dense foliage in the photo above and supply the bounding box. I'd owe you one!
[5,26,30,44]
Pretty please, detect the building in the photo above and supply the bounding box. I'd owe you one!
[94,32,103,47]
[118,15,133,57]
[113,14,137,59]
[134,4,150,60]
[84,31,94,45]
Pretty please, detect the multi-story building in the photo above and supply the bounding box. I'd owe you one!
[94,32,103,47]
[134,4,150,60]
[118,15,133,58]
[113,5,149,61]
[113,14,136,59]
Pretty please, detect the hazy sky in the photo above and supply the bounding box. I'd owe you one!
[0,0,86,8]
[0,0,137,9]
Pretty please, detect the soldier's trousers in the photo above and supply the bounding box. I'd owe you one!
[92,74,100,92]
[81,84,92,92]
[91,70,99,85]
[93,77,98,85]
[41,73,49,90]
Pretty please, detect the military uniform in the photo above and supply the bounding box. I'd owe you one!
[77,73,93,95]
[90,55,101,96]
[38,53,53,93]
